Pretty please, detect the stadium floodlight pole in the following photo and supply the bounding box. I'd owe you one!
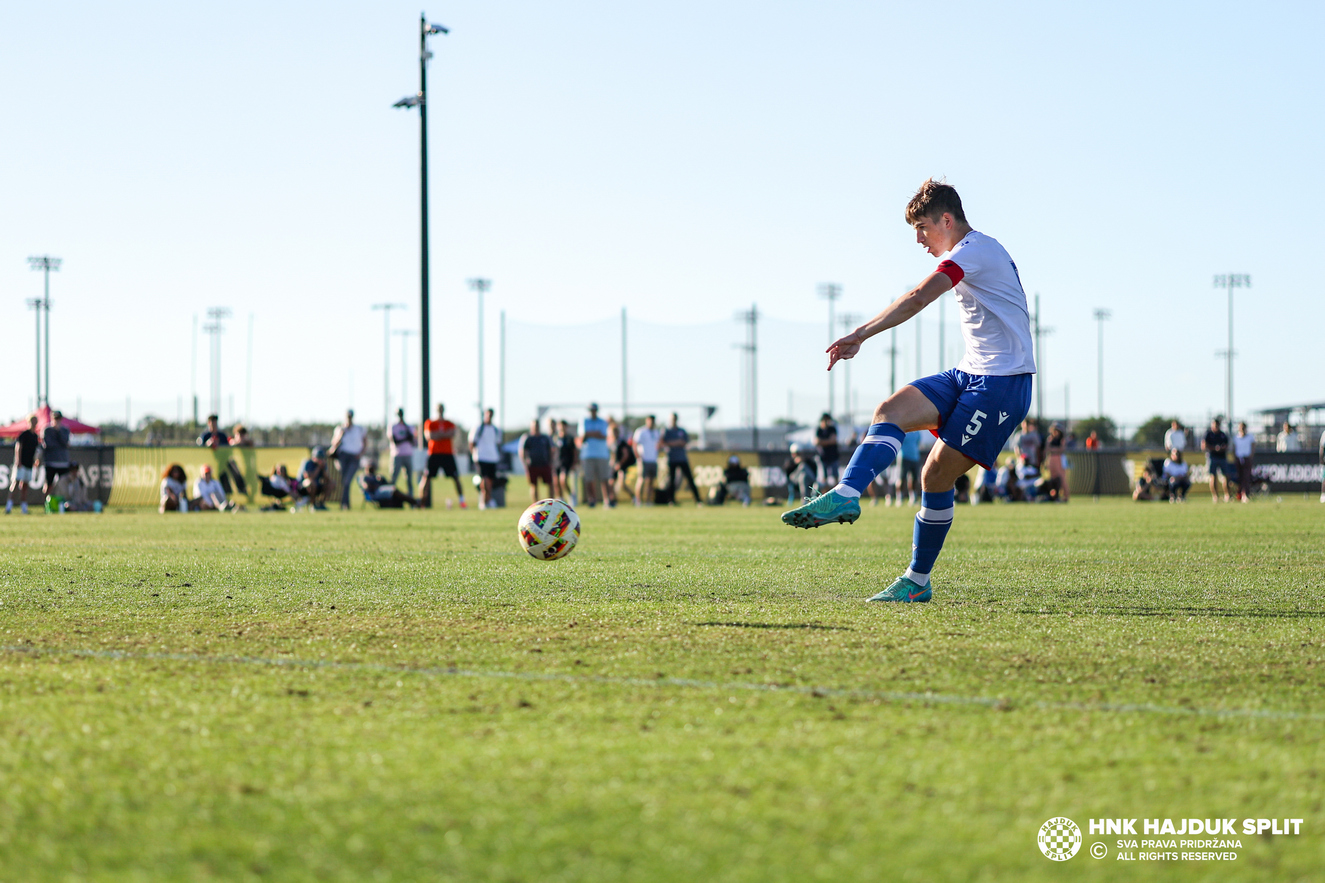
[25,298,43,406]
[621,307,628,425]
[887,327,898,395]
[734,304,760,448]
[393,15,449,436]
[27,256,61,405]
[817,283,841,415]
[839,313,861,427]
[499,309,506,432]
[372,303,407,432]
[393,328,416,413]
[204,307,231,418]
[1093,308,1111,417]
[468,278,491,421]
[1213,274,1249,423]
[1032,293,1054,424]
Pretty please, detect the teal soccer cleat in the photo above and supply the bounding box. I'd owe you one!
[781,490,862,529]
[867,576,932,603]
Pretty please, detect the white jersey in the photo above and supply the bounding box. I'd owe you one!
[937,230,1036,376]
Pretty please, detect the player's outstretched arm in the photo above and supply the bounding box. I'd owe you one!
[826,272,952,370]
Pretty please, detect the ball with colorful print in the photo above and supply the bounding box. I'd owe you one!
[517,499,581,560]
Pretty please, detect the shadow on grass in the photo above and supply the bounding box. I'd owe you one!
[695,621,853,631]
[1020,606,1325,619]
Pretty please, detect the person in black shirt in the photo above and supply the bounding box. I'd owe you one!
[815,413,841,485]
[7,414,40,514]
[40,411,71,496]
[555,419,578,505]
[519,419,556,504]
[610,421,638,506]
[1202,418,1232,503]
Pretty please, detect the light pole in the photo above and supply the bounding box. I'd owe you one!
[1213,274,1249,423]
[25,298,43,407]
[393,14,448,433]
[1033,293,1053,424]
[734,304,760,448]
[468,277,491,421]
[393,329,416,416]
[1093,308,1111,417]
[27,256,60,406]
[839,313,861,426]
[204,307,231,418]
[372,303,406,433]
[817,283,841,415]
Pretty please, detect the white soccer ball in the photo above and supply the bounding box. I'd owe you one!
[517,498,581,560]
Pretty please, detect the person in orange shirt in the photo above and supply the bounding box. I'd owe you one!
[419,403,466,508]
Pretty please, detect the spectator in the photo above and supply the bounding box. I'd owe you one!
[469,408,502,509]
[360,460,420,508]
[1232,421,1255,503]
[996,458,1021,501]
[1016,418,1042,469]
[229,424,255,447]
[1162,449,1191,502]
[1015,455,1041,501]
[420,403,465,509]
[297,448,330,510]
[328,409,367,510]
[1044,422,1070,502]
[52,462,96,512]
[387,408,416,496]
[895,430,923,507]
[1133,464,1158,501]
[721,455,751,506]
[197,414,229,449]
[783,444,818,503]
[40,409,71,496]
[1202,417,1232,503]
[259,464,297,510]
[555,419,579,506]
[1320,427,1325,504]
[610,419,638,506]
[578,403,612,507]
[195,464,238,511]
[1276,422,1301,452]
[225,423,255,498]
[6,414,39,515]
[661,412,702,505]
[973,463,1000,503]
[159,464,192,512]
[815,413,841,486]
[1163,420,1186,454]
[632,414,661,505]
[1085,430,1101,450]
[518,418,555,503]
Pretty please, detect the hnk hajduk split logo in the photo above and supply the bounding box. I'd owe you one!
[1038,817,1083,861]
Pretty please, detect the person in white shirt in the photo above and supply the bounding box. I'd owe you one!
[1232,422,1255,503]
[1275,422,1301,453]
[631,414,661,505]
[1162,449,1190,502]
[783,179,1036,604]
[1163,420,1187,454]
[329,409,368,510]
[468,408,502,508]
[194,464,236,511]
[388,408,417,496]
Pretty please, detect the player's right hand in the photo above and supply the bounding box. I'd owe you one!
[826,331,862,370]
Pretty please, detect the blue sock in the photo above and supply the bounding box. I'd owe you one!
[905,489,955,586]
[836,423,905,497]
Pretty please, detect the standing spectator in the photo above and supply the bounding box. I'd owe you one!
[6,414,39,514]
[661,412,702,505]
[1044,422,1070,502]
[1232,421,1255,503]
[328,409,367,510]
[632,414,661,505]
[1016,418,1042,468]
[1163,419,1187,454]
[1276,422,1301,452]
[52,463,95,512]
[610,420,638,506]
[297,448,330,510]
[469,408,502,509]
[815,413,841,486]
[1162,449,1191,502]
[1202,418,1232,503]
[578,404,612,507]
[555,419,579,506]
[159,464,192,513]
[39,410,72,497]
[420,403,465,509]
[895,430,923,507]
[387,408,416,496]
[229,424,254,446]
[1085,430,1101,450]
[518,418,555,503]
[197,414,229,449]
[194,465,237,512]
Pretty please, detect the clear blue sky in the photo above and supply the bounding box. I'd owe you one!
[3,1,1321,433]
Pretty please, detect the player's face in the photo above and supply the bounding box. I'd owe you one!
[913,213,955,256]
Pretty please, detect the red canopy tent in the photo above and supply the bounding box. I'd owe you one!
[0,404,101,438]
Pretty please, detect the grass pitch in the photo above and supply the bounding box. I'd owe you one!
[1,497,1322,882]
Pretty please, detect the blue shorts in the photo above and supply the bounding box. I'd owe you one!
[909,369,1033,469]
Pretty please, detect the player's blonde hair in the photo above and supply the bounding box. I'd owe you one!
[905,178,966,225]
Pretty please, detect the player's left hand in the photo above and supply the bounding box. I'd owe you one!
[826,331,863,370]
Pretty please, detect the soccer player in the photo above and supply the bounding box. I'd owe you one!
[782,179,1035,602]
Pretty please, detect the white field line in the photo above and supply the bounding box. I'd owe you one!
[3,645,1323,722]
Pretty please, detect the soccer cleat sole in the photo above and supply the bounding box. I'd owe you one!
[781,511,859,529]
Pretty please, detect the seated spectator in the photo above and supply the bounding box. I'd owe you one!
[1162,449,1191,502]
[195,465,238,511]
[1276,422,1301,452]
[716,455,751,506]
[1015,455,1041,501]
[296,447,330,510]
[610,422,638,506]
[259,464,297,511]
[52,463,96,512]
[973,464,1000,503]
[360,460,420,508]
[784,444,819,503]
[996,459,1019,501]
[160,464,193,513]
[953,472,971,504]
[1133,465,1158,501]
